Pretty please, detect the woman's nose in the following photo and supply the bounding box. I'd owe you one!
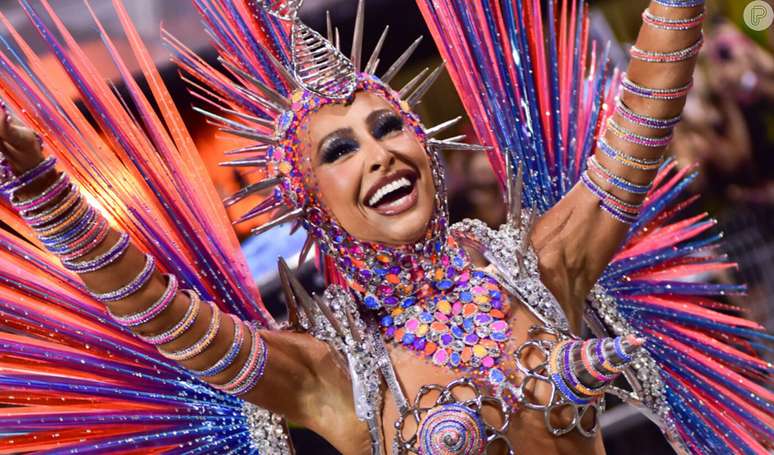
[367,143,395,173]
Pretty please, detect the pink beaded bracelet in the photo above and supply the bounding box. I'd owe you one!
[108,274,179,328]
[139,290,201,346]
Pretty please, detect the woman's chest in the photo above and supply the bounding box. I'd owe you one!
[377,295,604,455]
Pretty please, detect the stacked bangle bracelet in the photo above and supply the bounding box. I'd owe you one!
[5,158,254,391]
[214,324,268,396]
[63,232,130,273]
[581,171,641,224]
[192,316,246,377]
[90,253,156,302]
[597,137,663,171]
[606,119,673,148]
[587,155,652,195]
[630,34,703,63]
[621,75,692,100]
[109,274,179,327]
[654,0,704,7]
[140,290,202,346]
[160,301,222,361]
[642,8,704,30]
[615,101,681,129]
[0,156,56,195]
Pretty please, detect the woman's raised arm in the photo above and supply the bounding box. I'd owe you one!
[0,113,361,441]
[531,0,705,329]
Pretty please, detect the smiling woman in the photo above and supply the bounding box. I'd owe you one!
[0,0,771,454]
[306,93,435,246]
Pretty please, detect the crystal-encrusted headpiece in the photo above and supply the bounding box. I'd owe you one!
[171,0,488,288]
[260,0,357,98]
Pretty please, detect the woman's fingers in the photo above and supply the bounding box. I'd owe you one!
[0,105,45,173]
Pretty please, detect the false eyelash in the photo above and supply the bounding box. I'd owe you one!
[320,136,359,164]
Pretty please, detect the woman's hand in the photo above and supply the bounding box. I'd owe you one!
[0,105,46,177]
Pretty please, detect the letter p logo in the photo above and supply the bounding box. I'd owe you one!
[745,1,773,31]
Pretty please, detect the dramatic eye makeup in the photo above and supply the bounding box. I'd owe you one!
[319,130,360,164]
[369,109,404,139]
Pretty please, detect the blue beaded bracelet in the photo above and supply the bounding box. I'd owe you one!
[613,337,634,363]
[654,0,704,7]
[140,290,201,346]
[108,274,178,327]
[581,172,640,224]
[587,155,652,195]
[0,156,57,195]
[39,207,97,247]
[91,254,156,302]
[193,315,245,377]
[63,232,130,273]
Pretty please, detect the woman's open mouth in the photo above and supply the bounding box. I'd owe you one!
[364,169,419,216]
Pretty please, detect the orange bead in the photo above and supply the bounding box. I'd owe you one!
[461,347,473,363]
[394,328,405,342]
[386,274,400,284]
[462,303,478,317]
[424,341,438,355]
[490,309,505,319]
[430,322,449,333]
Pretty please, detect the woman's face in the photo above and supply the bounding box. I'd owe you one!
[301,92,435,246]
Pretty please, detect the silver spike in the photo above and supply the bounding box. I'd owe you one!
[219,158,268,167]
[224,144,270,156]
[406,62,446,107]
[278,257,316,332]
[219,107,275,130]
[234,84,286,115]
[298,234,315,267]
[263,50,301,91]
[381,36,423,84]
[251,208,304,236]
[365,26,389,74]
[219,127,277,145]
[425,116,462,138]
[351,0,365,72]
[326,10,334,42]
[234,199,283,224]
[335,27,341,51]
[428,138,490,152]
[218,58,291,109]
[192,106,253,132]
[441,134,466,143]
[398,67,429,98]
[506,157,524,226]
[289,220,303,236]
[369,58,380,74]
[223,177,282,207]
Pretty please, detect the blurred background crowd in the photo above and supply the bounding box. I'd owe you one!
[1,0,771,452]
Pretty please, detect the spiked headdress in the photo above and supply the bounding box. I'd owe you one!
[171,0,486,297]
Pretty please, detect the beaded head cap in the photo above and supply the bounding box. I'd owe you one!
[173,0,487,298]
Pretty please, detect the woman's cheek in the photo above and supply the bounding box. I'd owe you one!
[318,161,361,215]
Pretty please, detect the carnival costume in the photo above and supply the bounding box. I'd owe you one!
[0,0,770,454]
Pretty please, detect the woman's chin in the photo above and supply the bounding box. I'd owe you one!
[371,211,432,247]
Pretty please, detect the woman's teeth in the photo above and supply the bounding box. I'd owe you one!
[368,177,411,206]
